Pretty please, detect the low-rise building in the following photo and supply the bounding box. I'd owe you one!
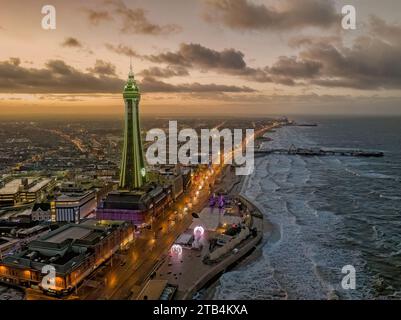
[0,237,19,259]
[0,177,56,207]
[51,190,96,223]
[148,165,184,200]
[96,184,172,225]
[0,220,134,295]
[31,203,51,222]
[0,207,33,225]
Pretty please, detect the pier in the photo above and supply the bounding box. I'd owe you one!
[255,145,384,158]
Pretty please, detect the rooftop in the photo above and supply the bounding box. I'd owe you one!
[101,186,165,210]
[0,177,53,195]
[27,178,52,193]
[56,190,95,202]
[1,219,129,274]
[45,226,92,244]
[0,208,32,221]
[0,178,33,195]
[39,219,126,245]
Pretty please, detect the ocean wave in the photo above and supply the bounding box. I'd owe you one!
[379,194,401,201]
[217,123,397,299]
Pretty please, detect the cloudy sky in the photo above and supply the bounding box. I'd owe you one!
[1,0,401,116]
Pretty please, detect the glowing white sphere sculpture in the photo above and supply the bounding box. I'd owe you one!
[194,226,205,237]
[170,244,183,256]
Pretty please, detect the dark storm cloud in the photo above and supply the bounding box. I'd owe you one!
[0,58,256,94]
[105,43,141,57]
[139,66,189,78]
[146,43,271,82]
[268,56,322,78]
[203,0,339,31]
[84,8,113,25]
[368,16,401,44]
[296,19,401,90]
[61,37,83,48]
[145,16,401,90]
[147,43,246,70]
[144,43,322,84]
[87,60,117,76]
[140,77,255,93]
[102,0,181,35]
[0,58,124,93]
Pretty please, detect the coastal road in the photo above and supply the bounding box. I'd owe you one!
[24,122,268,300]
[24,164,215,300]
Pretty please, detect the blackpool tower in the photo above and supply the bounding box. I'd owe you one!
[119,62,146,190]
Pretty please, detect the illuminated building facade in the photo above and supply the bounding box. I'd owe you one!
[0,220,133,295]
[96,184,173,225]
[96,64,175,225]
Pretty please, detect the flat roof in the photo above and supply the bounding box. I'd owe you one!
[0,177,52,195]
[80,219,125,228]
[0,179,31,195]
[27,178,52,193]
[56,190,94,202]
[40,220,126,244]
[0,208,32,221]
[17,224,49,235]
[0,237,19,250]
[45,226,92,244]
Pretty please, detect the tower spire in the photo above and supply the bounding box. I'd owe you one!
[128,57,134,78]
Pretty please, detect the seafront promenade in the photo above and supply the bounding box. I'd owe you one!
[139,166,265,300]
[22,124,272,300]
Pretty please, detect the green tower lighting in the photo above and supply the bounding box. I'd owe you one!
[119,62,147,190]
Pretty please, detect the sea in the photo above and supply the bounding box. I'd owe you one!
[214,116,401,300]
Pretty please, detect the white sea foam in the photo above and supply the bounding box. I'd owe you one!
[214,126,370,300]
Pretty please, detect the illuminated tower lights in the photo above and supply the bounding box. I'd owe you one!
[119,61,147,190]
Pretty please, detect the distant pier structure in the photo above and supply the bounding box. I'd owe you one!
[256,144,384,158]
